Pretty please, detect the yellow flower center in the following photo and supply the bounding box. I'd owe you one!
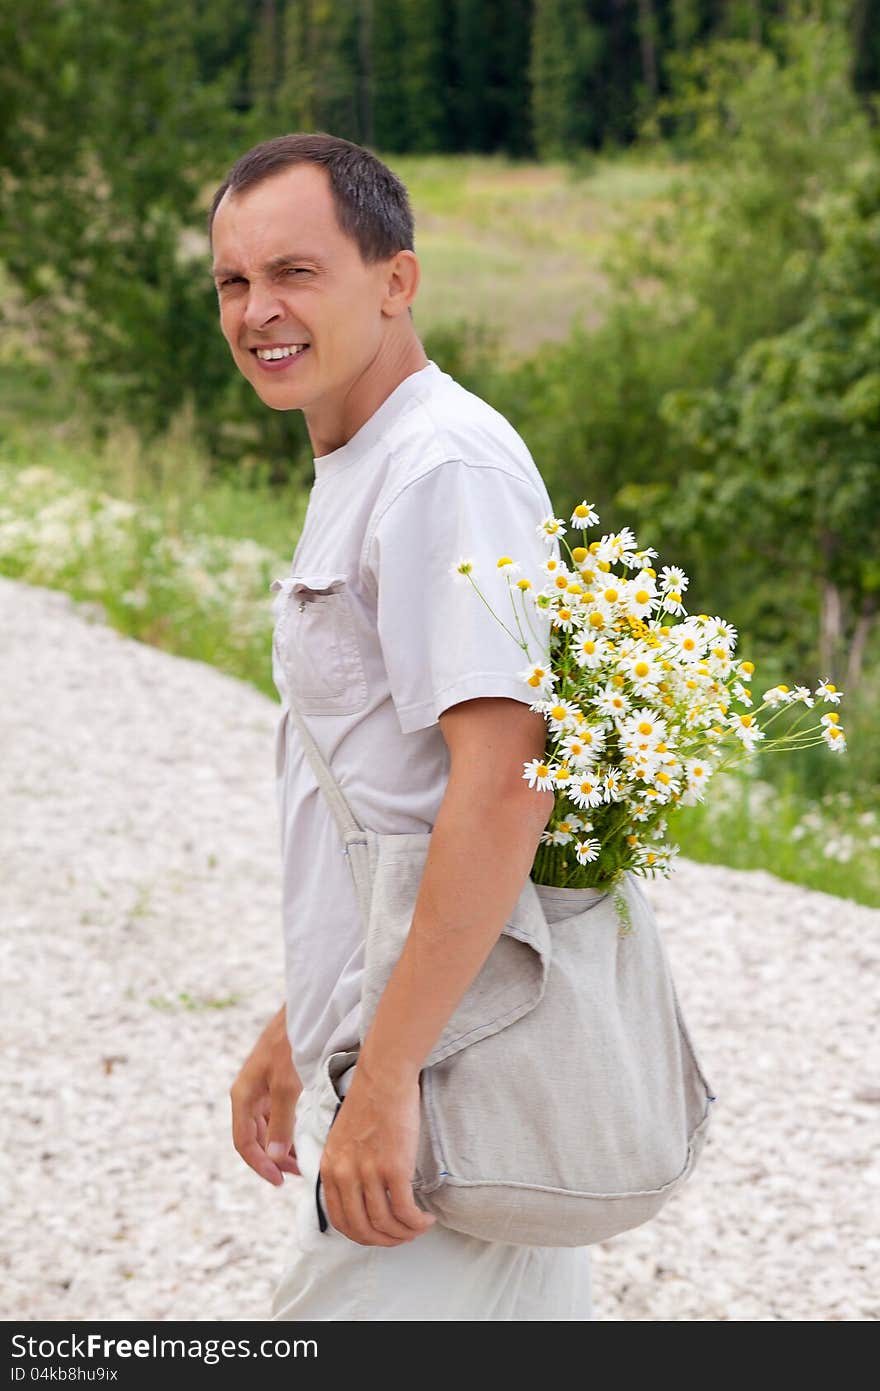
[603,588,619,603]
[638,721,653,735]
[633,661,650,677]
[635,590,650,604]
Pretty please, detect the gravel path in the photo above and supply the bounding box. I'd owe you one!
[1,575,877,1322]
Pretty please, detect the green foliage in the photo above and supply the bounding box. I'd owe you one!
[658,160,880,682]
[0,1,240,436]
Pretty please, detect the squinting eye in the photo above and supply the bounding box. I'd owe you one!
[285,268,309,275]
[219,277,244,288]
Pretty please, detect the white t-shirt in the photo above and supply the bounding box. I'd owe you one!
[270,359,559,1093]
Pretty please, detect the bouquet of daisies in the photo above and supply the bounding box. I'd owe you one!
[451,501,846,911]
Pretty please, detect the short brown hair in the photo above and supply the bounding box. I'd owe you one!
[208,132,415,266]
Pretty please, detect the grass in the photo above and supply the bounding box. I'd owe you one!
[672,767,880,909]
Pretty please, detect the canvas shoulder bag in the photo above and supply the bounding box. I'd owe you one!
[285,692,718,1248]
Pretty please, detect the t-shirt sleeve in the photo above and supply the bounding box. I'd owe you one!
[365,458,557,735]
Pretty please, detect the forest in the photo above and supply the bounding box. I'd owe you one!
[1,0,878,901]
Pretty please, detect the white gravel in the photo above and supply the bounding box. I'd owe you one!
[1,574,877,1322]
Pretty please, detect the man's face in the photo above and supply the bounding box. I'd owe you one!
[210,163,397,412]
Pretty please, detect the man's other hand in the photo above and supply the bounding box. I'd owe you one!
[230,1004,303,1186]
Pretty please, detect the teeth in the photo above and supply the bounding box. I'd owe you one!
[255,344,308,360]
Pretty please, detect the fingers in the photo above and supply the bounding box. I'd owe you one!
[230,1076,302,1185]
[320,1166,437,1246]
[265,1076,301,1176]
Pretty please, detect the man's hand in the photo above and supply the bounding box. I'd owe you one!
[318,1064,437,1246]
[230,1004,303,1186]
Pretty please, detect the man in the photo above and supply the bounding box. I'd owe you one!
[210,133,593,1320]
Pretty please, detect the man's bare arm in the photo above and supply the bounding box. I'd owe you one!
[356,696,555,1085]
[318,696,554,1244]
[230,1003,303,1185]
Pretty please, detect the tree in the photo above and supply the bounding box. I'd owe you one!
[659,159,880,691]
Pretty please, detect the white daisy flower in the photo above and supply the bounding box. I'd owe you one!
[594,684,632,720]
[592,534,621,566]
[594,577,627,611]
[522,758,556,791]
[651,768,682,800]
[537,516,567,540]
[539,555,571,582]
[572,632,612,670]
[570,501,600,529]
[543,698,581,733]
[450,557,477,583]
[550,603,579,634]
[792,685,814,707]
[733,722,765,750]
[660,589,688,617]
[659,564,689,593]
[819,711,842,728]
[496,556,521,575]
[620,707,668,746]
[520,662,557,696]
[625,573,659,619]
[602,767,627,802]
[567,774,606,810]
[762,684,796,706]
[730,680,753,706]
[625,547,658,571]
[623,651,664,690]
[815,678,843,703]
[560,729,606,765]
[707,616,737,647]
[667,622,705,664]
[574,837,602,864]
[548,819,578,845]
[821,724,847,752]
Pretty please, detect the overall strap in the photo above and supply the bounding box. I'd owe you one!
[284,693,365,844]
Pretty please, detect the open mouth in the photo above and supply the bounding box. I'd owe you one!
[250,344,311,373]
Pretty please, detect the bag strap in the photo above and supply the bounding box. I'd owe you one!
[284,691,366,844]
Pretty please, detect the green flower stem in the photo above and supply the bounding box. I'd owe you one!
[465,575,524,649]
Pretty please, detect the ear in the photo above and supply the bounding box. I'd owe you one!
[381,249,420,318]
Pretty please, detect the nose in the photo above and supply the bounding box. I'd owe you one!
[243,279,285,332]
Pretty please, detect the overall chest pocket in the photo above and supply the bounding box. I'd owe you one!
[270,572,368,716]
